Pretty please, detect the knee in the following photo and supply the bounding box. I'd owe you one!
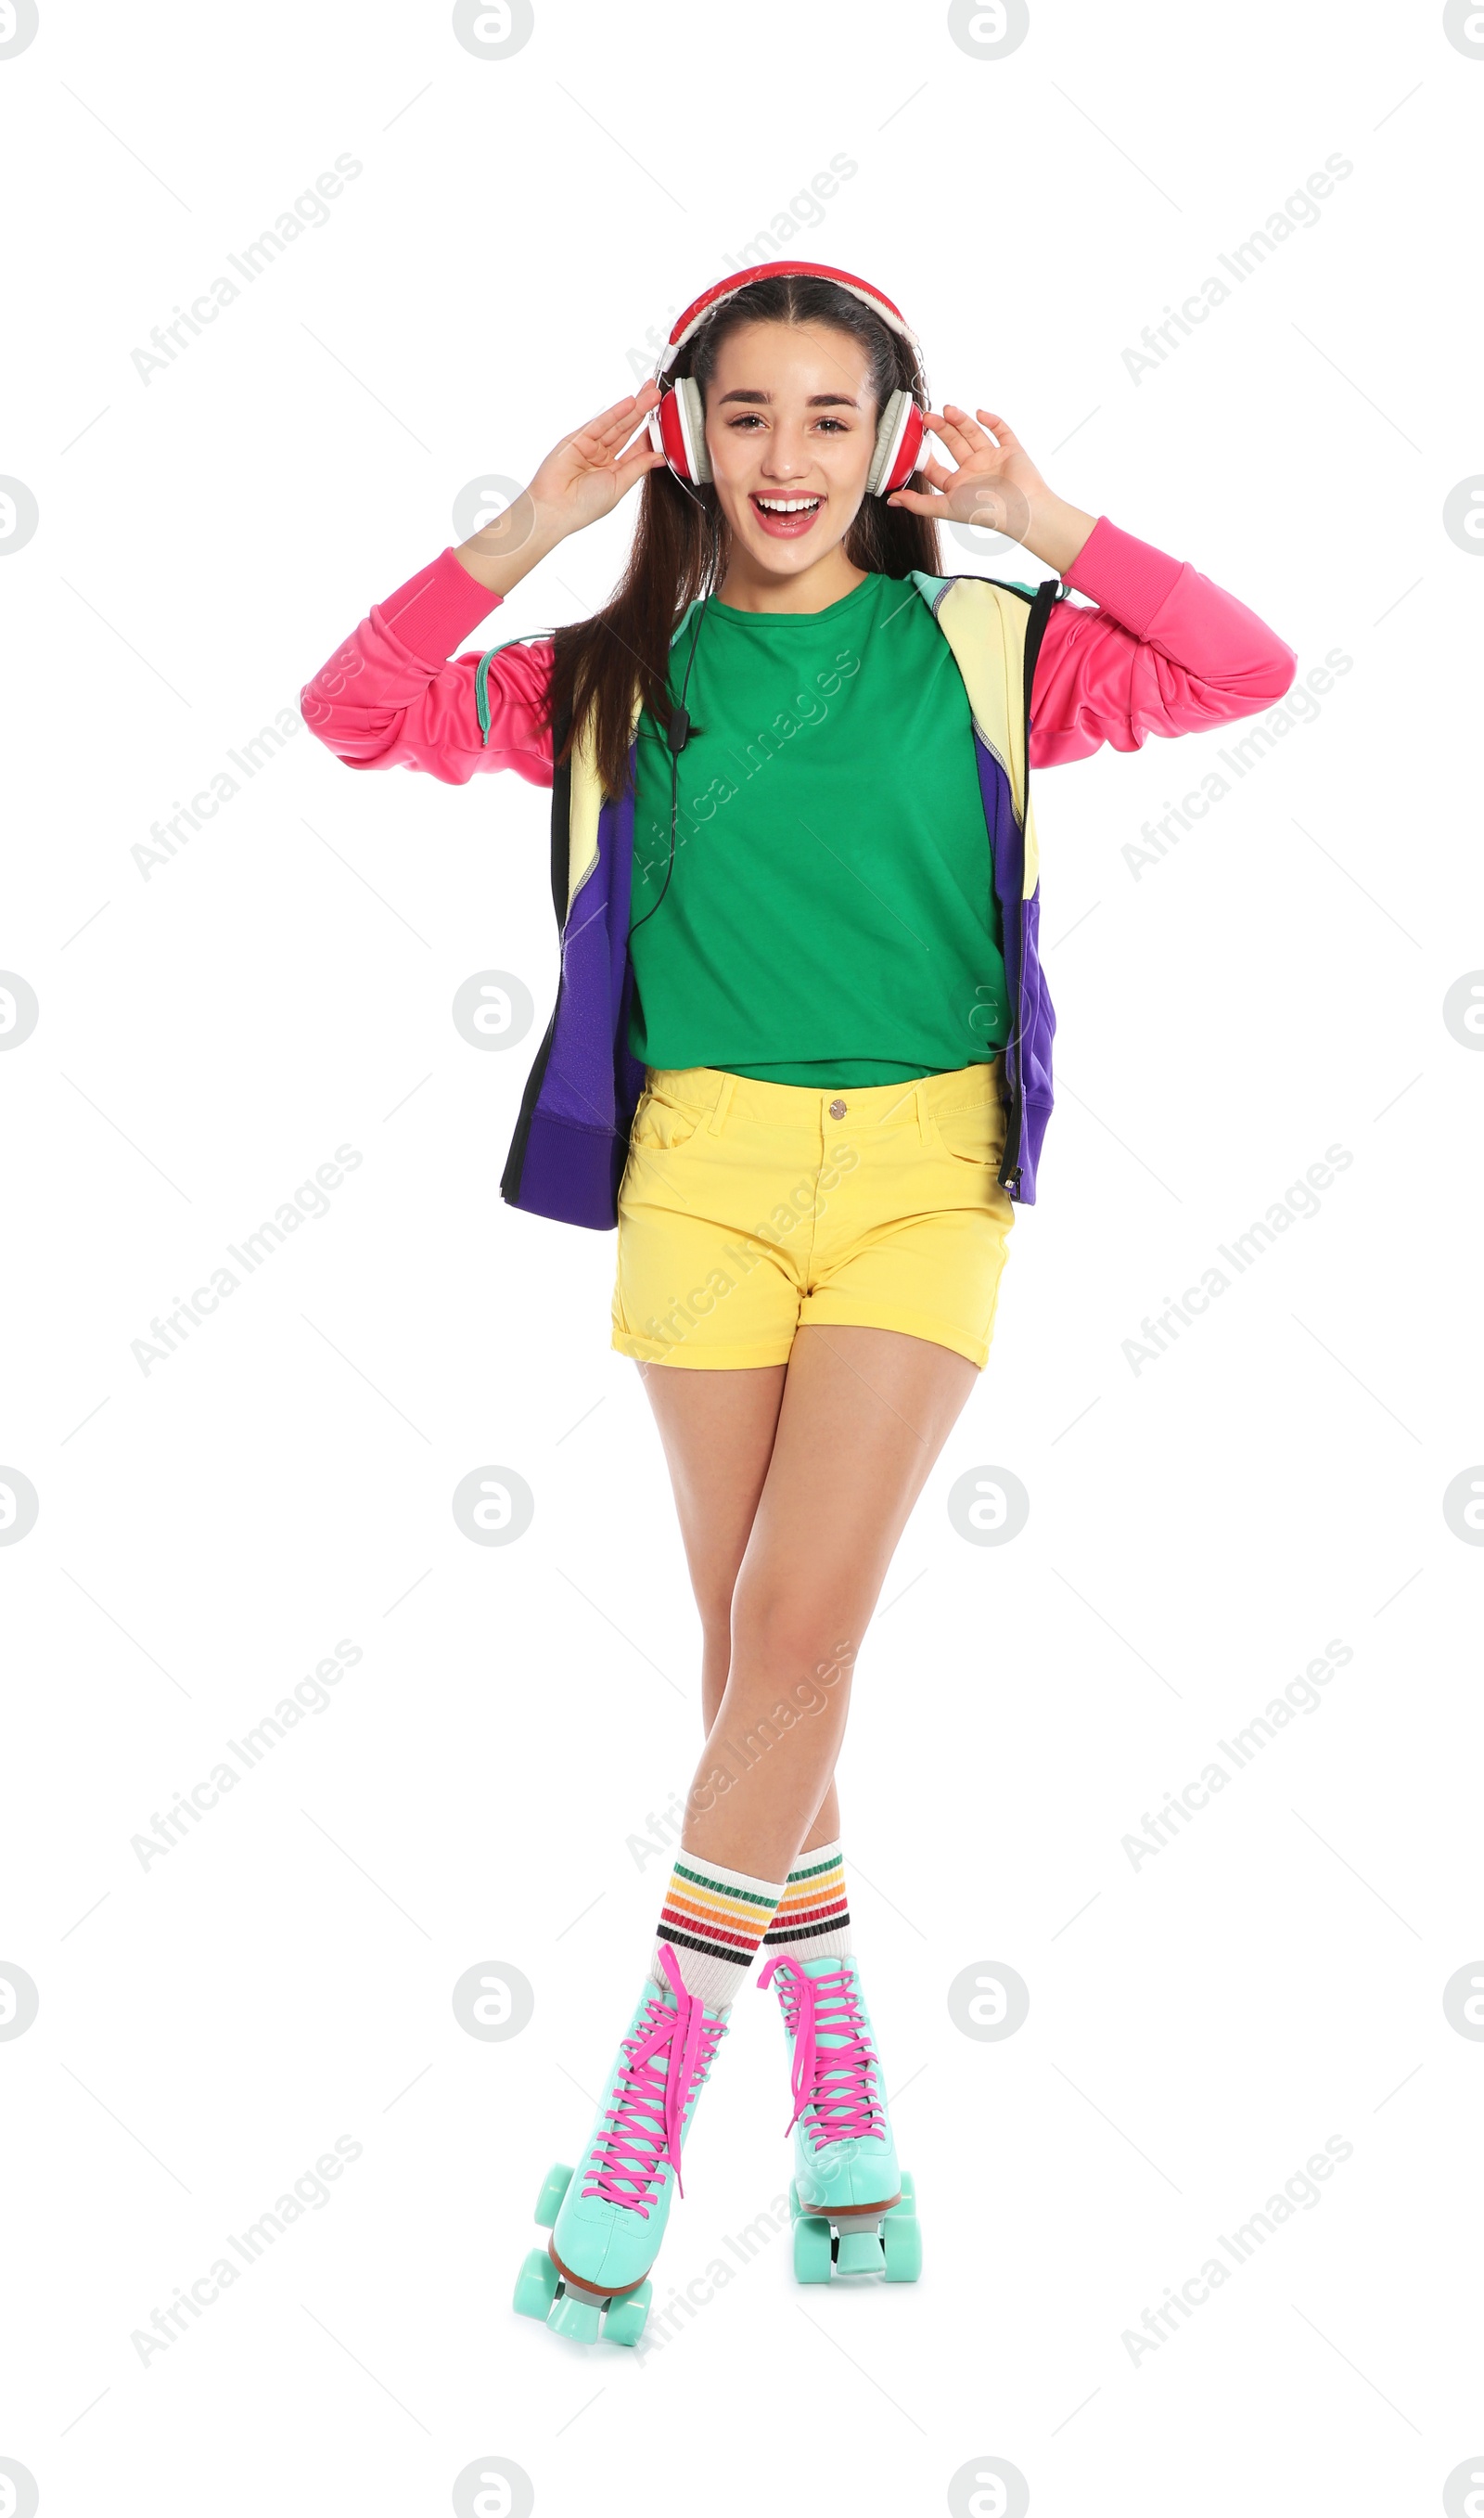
[730,1585,855,1710]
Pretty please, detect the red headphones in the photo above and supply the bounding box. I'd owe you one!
[646,260,928,499]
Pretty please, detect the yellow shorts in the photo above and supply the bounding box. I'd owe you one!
[611,1060,1016,1371]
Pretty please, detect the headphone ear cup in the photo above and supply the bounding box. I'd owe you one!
[674,375,710,483]
[650,388,690,482]
[651,375,711,485]
[867,391,926,497]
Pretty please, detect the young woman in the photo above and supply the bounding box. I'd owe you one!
[301,263,1296,2344]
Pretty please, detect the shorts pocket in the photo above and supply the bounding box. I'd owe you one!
[931,1100,1006,1170]
[628,1088,704,1154]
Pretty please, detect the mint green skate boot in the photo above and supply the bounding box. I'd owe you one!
[511,1944,727,2346]
[758,1950,921,2284]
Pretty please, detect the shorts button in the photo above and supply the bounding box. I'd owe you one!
[828,1097,847,1119]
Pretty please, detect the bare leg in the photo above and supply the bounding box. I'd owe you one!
[640,1331,979,1864]
[636,1356,786,1728]
[642,1326,979,1882]
[639,1356,846,1847]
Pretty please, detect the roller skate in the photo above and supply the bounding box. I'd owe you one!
[758,1950,921,2284]
[512,1944,726,2345]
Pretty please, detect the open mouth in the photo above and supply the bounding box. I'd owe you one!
[749,492,823,539]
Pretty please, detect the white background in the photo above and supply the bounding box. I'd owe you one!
[3,1,1482,2512]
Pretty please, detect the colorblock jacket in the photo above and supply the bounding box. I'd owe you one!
[301,519,1297,1228]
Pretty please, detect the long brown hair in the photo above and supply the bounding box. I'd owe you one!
[543,275,942,800]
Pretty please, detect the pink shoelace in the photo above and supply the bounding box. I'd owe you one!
[582,1944,724,2216]
[757,1954,886,2150]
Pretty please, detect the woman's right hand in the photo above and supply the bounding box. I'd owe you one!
[454,383,669,596]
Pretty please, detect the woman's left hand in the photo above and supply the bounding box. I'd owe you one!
[888,406,1097,574]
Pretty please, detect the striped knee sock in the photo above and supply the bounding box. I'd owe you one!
[653,1853,786,2012]
[762,1839,852,1959]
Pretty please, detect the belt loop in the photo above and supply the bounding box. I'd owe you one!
[708,1073,736,1137]
[915,1081,933,1145]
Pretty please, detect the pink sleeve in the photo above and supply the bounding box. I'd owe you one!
[300,546,555,789]
[1029,516,1298,768]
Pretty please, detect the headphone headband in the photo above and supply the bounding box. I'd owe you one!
[654,260,922,379]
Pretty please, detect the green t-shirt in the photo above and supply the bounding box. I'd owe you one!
[627,571,1010,1086]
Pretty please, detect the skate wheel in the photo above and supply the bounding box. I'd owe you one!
[894,2169,915,2209]
[603,2280,652,2347]
[547,2289,603,2344]
[512,2247,559,2321]
[793,2215,834,2283]
[836,2227,884,2277]
[882,2210,922,2282]
[533,2162,574,2228]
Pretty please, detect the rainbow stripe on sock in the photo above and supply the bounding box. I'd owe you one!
[658,1858,778,1969]
[763,1847,851,1946]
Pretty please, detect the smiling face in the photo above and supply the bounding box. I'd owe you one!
[699,318,880,600]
